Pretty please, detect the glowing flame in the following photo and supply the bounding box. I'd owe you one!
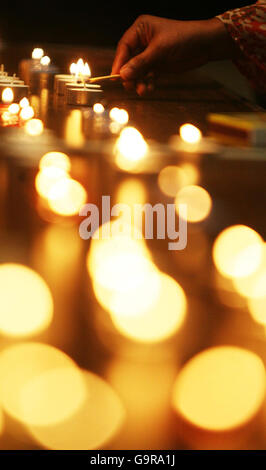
[24,118,44,136]
[109,107,129,125]
[40,55,51,66]
[93,103,105,114]
[83,62,91,77]
[180,123,202,144]
[8,103,20,115]
[172,346,265,431]
[75,59,91,79]
[0,264,53,337]
[2,87,14,104]
[70,63,77,75]
[20,106,34,121]
[1,111,12,123]
[32,48,44,60]
[19,97,30,108]
[213,225,264,279]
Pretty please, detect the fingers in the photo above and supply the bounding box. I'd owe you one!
[119,43,158,81]
[111,22,143,75]
[122,72,155,97]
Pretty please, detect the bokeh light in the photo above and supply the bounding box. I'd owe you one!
[0,264,53,337]
[233,243,266,300]
[20,106,34,121]
[213,225,264,279]
[93,103,105,114]
[32,48,44,59]
[19,97,30,108]
[24,118,44,136]
[175,185,212,223]
[248,294,266,326]
[0,343,86,426]
[158,164,199,197]
[65,110,85,148]
[115,127,148,172]
[35,166,69,199]
[2,88,14,104]
[179,123,202,144]
[8,103,20,115]
[40,56,51,66]
[39,151,71,173]
[25,370,125,450]
[109,273,187,343]
[172,346,265,431]
[47,178,87,216]
[109,108,129,125]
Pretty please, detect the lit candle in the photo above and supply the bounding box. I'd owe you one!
[169,123,220,155]
[54,59,92,96]
[19,48,58,91]
[0,83,29,103]
[63,59,103,106]
[54,62,80,95]
[66,85,103,106]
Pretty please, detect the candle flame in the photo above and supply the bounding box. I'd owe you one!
[40,56,51,66]
[70,63,77,75]
[83,62,91,78]
[20,106,34,121]
[180,123,202,144]
[32,48,44,60]
[24,119,44,136]
[2,88,14,104]
[93,103,105,114]
[74,59,91,79]
[19,97,30,108]
[8,103,20,115]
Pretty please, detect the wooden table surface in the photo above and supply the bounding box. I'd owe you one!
[0,43,266,451]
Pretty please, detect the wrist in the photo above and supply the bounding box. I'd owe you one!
[198,17,237,62]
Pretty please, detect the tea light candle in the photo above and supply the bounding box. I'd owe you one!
[19,48,44,83]
[169,123,220,156]
[19,49,58,91]
[0,84,29,103]
[66,85,103,106]
[54,59,91,95]
[54,74,77,95]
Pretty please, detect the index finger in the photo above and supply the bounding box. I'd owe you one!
[111,22,143,74]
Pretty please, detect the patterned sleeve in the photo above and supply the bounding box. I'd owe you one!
[217,0,266,94]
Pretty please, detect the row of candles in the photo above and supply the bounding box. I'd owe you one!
[0,50,265,450]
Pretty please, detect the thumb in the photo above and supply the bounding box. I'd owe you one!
[120,44,158,80]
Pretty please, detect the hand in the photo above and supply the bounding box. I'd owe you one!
[112,15,234,95]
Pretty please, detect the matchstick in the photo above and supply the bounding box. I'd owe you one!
[88,74,121,83]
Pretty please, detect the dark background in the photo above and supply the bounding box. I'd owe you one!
[1,1,251,47]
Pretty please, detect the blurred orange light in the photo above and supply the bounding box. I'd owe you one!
[179,123,202,144]
[213,225,263,279]
[47,178,87,216]
[172,346,265,431]
[175,185,212,223]
[0,264,53,338]
[2,87,14,104]
[24,118,44,136]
